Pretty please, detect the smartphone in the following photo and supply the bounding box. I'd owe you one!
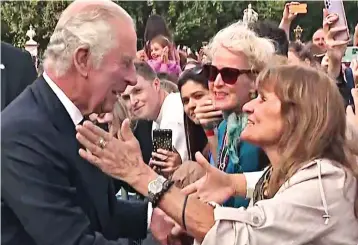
[152,129,173,155]
[289,3,307,14]
[324,0,349,41]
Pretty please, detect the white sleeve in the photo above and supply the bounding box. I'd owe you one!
[160,93,189,162]
[147,202,153,229]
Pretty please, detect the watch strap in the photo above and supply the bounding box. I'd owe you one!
[149,179,174,208]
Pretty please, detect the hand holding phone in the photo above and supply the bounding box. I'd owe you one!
[152,129,172,156]
[151,129,182,176]
[288,3,307,14]
[324,0,349,41]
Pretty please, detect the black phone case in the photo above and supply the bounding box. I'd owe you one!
[152,129,173,153]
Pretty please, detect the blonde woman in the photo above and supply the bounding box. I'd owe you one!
[77,63,358,244]
[193,22,274,208]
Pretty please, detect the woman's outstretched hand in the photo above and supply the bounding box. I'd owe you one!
[182,152,236,204]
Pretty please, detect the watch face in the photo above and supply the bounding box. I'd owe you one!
[149,180,163,194]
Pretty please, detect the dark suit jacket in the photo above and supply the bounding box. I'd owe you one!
[1,42,37,111]
[1,77,148,245]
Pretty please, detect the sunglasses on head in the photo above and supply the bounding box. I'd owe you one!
[203,64,256,85]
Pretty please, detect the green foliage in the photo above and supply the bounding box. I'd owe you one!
[1,0,71,55]
[1,0,357,55]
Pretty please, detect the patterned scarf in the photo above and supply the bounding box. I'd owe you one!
[223,111,248,170]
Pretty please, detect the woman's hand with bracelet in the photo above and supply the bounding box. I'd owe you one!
[182,152,237,204]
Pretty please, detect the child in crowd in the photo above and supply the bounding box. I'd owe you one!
[147,35,181,77]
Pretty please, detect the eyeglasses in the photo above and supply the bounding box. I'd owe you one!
[203,64,256,85]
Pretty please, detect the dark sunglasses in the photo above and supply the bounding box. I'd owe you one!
[203,64,256,85]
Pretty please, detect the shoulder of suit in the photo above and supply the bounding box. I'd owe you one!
[1,42,32,62]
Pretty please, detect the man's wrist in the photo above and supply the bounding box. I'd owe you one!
[130,164,159,196]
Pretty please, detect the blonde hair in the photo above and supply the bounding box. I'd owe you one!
[209,21,275,71]
[257,64,358,216]
[110,98,133,136]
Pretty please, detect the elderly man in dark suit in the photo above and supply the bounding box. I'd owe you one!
[1,42,38,110]
[1,1,173,245]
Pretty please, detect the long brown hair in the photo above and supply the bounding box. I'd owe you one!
[257,64,358,216]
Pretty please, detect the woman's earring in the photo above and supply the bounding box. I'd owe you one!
[249,90,257,100]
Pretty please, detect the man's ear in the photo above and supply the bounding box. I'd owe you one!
[153,77,161,91]
[73,46,90,78]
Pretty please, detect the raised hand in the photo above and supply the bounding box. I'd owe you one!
[181,152,235,204]
[136,50,148,62]
[194,99,222,130]
[282,2,300,22]
[76,119,149,187]
[323,9,349,78]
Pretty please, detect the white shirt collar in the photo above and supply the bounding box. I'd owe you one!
[43,72,83,125]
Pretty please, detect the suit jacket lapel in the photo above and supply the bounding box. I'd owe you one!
[30,77,111,229]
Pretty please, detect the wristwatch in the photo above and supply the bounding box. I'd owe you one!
[148,175,174,208]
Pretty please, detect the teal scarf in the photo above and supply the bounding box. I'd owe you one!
[223,111,248,170]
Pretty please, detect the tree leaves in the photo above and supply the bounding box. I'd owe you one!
[1,0,357,55]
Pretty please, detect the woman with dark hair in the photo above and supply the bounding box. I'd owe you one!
[177,65,222,161]
[144,14,172,44]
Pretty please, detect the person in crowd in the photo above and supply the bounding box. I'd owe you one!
[1,1,173,245]
[346,88,358,157]
[312,28,327,52]
[288,42,321,67]
[1,42,38,110]
[249,20,289,56]
[157,72,178,84]
[323,9,353,108]
[121,61,188,177]
[137,14,180,66]
[147,35,181,78]
[278,2,300,40]
[184,60,200,71]
[160,79,179,94]
[287,41,304,64]
[194,22,272,208]
[177,65,222,162]
[76,63,358,245]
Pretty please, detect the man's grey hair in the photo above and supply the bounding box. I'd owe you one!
[44,2,131,77]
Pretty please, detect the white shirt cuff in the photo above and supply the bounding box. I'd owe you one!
[243,170,266,199]
[147,202,153,229]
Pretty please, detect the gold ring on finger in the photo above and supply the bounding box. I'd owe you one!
[98,137,107,149]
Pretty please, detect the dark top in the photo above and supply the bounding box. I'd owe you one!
[1,42,37,111]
